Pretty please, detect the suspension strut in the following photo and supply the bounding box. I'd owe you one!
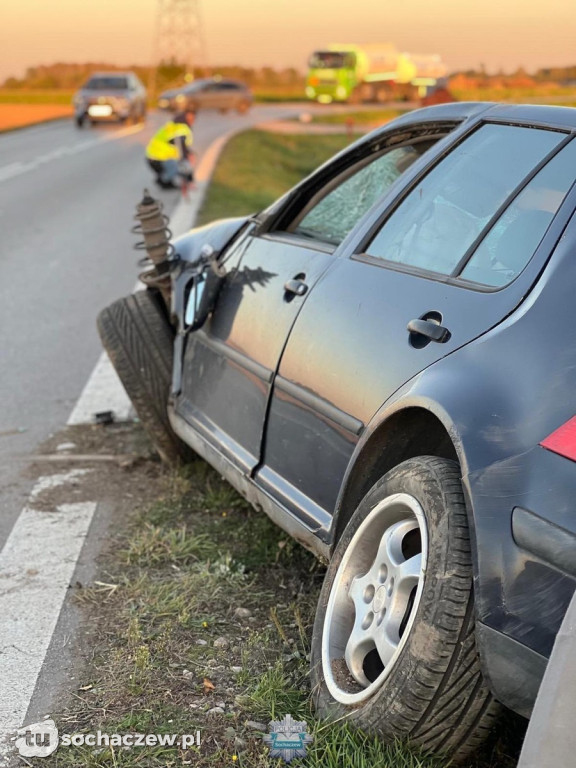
[132,189,175,306]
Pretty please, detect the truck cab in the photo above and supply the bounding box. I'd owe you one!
[306,49,359,103]
[305,43,447,104]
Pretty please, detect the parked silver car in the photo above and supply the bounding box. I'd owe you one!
[73,72,147,127]
[158,78,252,114]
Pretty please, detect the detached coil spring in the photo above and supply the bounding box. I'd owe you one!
[132,190,174,298]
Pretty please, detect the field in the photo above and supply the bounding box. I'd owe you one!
[0,104,72,132]
[0,90,74,131]
[3,82,576,133]
[450,86,576,106]
[253,85,306,102]
[0,88,75,104]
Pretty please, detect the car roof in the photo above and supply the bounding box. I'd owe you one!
[88,71,135,78]
[188,78,247,88]
[381,101,576,131]
[479,102,576,129]
[350,102,576,154]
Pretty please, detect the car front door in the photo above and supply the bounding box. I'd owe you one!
[174,129,448,473]
[256,122,576,533]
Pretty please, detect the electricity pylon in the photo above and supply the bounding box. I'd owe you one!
[150,0,206,97]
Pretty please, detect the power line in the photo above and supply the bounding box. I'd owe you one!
[153,0,206,76]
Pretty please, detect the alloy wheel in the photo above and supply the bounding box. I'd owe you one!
[322,493,428,705]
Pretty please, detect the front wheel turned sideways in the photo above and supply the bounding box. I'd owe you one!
[97,290,192,464]
[310,456,501,763]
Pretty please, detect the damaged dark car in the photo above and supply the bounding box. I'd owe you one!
[98,102,576,762]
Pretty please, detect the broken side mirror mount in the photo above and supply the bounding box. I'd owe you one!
[171,245,227,397]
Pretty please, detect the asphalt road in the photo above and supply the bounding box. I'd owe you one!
[0,105,304,550]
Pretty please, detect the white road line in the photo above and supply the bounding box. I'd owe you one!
[0,474,96,753]
[67,340,136,426]
[0,163,25,183]
[0,124,244,762]
[0,123,144,186]
[67,128,241,427]
[29,469,90,500]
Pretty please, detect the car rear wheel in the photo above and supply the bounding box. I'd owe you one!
[310,456,501,763]
[97,290,192,464]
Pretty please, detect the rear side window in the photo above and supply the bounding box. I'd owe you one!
[365,124,565,277]
[290,142,436,246]
[461,138,576,286]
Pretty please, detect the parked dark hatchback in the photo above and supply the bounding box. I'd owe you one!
[73,72,147,127]
[158,78,252,114]
[99,103,576,762]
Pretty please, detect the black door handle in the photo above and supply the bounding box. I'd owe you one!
[284,278,308,297]
[407,318,451,343]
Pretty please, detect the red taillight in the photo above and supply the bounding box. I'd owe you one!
[540,416,576,462]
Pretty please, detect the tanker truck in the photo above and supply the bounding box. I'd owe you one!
[305,43,447,103]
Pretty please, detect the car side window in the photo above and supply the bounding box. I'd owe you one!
[365,124,565,277]
[460,138,576,287]
[289,142,435,246]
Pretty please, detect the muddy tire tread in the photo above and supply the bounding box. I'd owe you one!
[97,291,190,464]
[311,456,502,764]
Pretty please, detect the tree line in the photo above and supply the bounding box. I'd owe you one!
[2,61,304,91]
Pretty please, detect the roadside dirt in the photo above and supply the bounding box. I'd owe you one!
[26,422,160,513]
[18,422,524,768]
[29,420,327,767]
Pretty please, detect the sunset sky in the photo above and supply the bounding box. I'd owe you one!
[1,0,576,81]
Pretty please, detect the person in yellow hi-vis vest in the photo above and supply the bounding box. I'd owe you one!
[146,109,195,190]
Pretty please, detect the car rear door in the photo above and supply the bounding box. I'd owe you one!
[256,122,576,534]
[200,83,223,109]
[175,126,451,474]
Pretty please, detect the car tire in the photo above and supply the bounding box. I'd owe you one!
[97,290,193,464]
[310,456,501,763]
[75,116,84,128]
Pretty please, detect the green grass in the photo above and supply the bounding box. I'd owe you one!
[44,463,447,767]
[42,456,523,768]
[196,129,352,225]
[303,108,406,125]
[0,89,74,104]
[253,86,306,103]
